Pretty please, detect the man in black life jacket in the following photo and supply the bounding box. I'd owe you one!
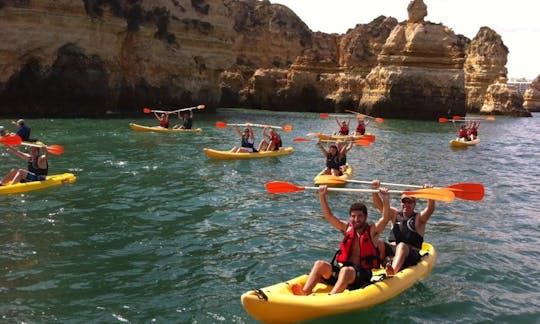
[291,185,391,295]
[371,180,435,276]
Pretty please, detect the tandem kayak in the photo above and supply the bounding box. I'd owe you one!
[313,164,353,186]
[0,173,77,195]
[203,147,294,160]
[129,123,202,133]
[241,242,437,324]
[317,133,375,142]
[449,138,480,147]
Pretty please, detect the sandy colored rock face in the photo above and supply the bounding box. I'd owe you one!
[0,0,525,118]
[523,76,540,112]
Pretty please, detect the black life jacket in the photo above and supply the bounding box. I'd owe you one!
[326,152,340,169]
[388,213,423,249]
[28,157,48,176]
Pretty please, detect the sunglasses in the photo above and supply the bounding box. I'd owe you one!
[401,198,415,204]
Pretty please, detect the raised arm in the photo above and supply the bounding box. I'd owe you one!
[319,185,347,232]
[5,146,29,161]
[317,140,328,155]
[233,125,242,137]
[373,187,391,235]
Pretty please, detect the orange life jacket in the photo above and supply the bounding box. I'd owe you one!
[336,223,380,269]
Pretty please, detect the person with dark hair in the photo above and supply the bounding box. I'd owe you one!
[154,112,170,128]
[371,180,435,276]
[335,116,350,135]
[12,119,31,141]
[291,185,390,295]
[231,125,257,153]
[173,110,193,129]
[257,127,282,151]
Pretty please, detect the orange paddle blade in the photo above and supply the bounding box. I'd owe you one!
[266,181,305,194]
[197,104,205,110]
[438,117,450,123]
[445,183,484,201]
[215,121,228,128]
[486,116,495,121]
[361,134,376,142]
[320,113,330,119]
[46,145,65,155]
[293,137,312,142]
[453,116,464,120]
[355,139,372,147]
[282,125,293,132]
[403,188,455,202]
[375,117,384,123]
[143,108,152,114]
[0,135,22,146]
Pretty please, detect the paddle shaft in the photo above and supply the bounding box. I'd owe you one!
[148,105,204,114]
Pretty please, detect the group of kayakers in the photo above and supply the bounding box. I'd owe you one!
[230,125,283,153]
[292,180,435,295]
[154,110,194,130]
[0,120,49,186]
[335,116,370,136]
[453,120,480,141]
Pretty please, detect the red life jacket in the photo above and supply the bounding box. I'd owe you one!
[339,125,349,135]
[356,123,365,135]
[336,223,380,269]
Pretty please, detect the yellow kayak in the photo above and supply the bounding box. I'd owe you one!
[317,133,374,141]
[129,123,202,133]
[0,173,77,195]
[241,242,436,324]
[314,164,353,186]
[449,138,480,147]
[204,147,294,160]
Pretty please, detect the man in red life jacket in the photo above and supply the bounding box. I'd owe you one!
[291,185,391,295]
[371,180,435,276]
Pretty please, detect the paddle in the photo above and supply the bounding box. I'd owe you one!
[323,178,484,201]
[265,181,455,202]
[292,137,372,147]
[22,142,65,155]
[215,121,293,132]
[0,135,23,146]
[305,132,376,142]
[344,110,385,123]
[439,116,495,123]
[143,104,205,114]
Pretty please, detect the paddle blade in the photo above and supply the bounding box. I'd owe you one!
[0,135,22,146]
[354,139,372,147]
[362,134,376,142]
[266,181,305,194]
[293,137,312,142]
[216,121,228,128]
[306,133,320,137]
[403,188,455,202]
[143,108,152,114]
[320,113,329,119]
[46,145,65,155]
[375,117,384,123]
[453,116,464,120]
[438,117,450,123]
[282,125,293,132]
[445,183,484,201]
[197,104,205,110]
[486,116,495,121]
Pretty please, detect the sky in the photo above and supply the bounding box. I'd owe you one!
[270,0,539,80]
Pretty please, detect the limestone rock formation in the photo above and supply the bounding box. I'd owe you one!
[523,75,540,112]
[0,0,527,118]
[464,27,509,112]
[481,80,531,116]
[359,15,469,119]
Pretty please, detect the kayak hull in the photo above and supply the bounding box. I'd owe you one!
[0,173,77,195]
[450,138,480,147]
[241,242,436,324]
[317,133,373,141]
[129,123,202,133]
[314,165,353,186]
[204,147,294,160]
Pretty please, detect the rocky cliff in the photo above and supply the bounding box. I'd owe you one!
[523,75,540,112]
[0,0,530,118]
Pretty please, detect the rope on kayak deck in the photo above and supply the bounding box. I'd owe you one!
[253,289,268,301]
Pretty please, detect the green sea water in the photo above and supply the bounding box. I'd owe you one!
[1,109,539,323]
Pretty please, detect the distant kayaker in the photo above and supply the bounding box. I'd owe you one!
[335,140,353,174]
[257,127,282,151]
[173,110,193,129]
[371,180,435,276]
[12,119,31,141]
[1,146,48,186]
[154,112,170,128]
[291,185,390,295]
[453,121,468,141]
[467,120,480,140]
[335,116,350,135]
[0,125,11,137]
[231,125,257,153]
[317,141,348,176]
[354,118,371,136]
